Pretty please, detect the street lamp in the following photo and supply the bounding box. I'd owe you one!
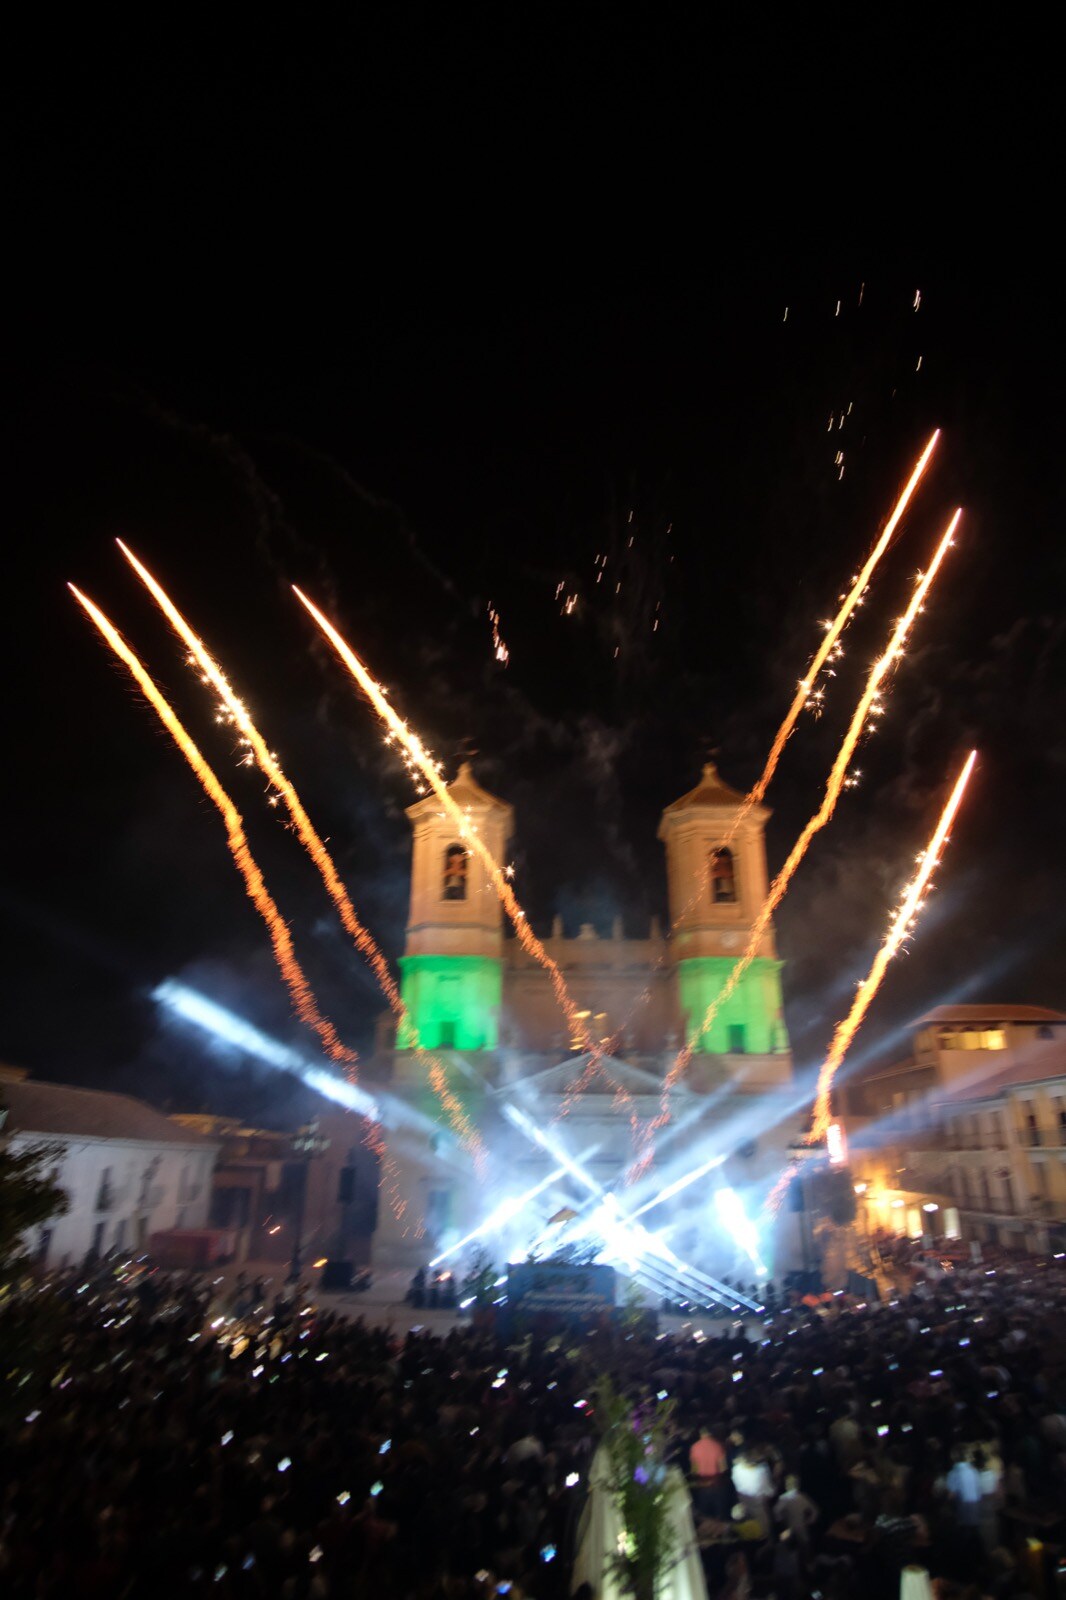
[288,1121,330,1284]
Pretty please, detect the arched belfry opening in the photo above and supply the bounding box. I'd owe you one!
[442,844,468,900]
[709,846,737,904]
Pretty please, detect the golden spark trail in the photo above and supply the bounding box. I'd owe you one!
[605,435,943,1070]
[808,749,976,1140]
[117,541,401,1019]
[115,544,481,1155]
[293,586,640,1128]
[69,584,417,1225]
[737,429,940,826]
[766,749,976,1218]
[656,508,962,1123]
[70,584,357,1070]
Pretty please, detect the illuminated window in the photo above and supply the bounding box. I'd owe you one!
[569,1009,592,1053]
[710,847,737,904]
[945,1028,1007,1051]
[442,845,468,901]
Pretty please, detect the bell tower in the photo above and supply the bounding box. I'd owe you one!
[659,764,789,1057]
[398,762,513,1051]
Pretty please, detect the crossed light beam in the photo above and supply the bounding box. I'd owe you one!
[501,1105,763,1313]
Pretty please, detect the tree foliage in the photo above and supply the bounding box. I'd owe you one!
[0,1137,69,1288]
[594,1376,678,1600]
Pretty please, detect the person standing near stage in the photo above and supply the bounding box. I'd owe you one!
[690,1426,729,1519]
[732,1444,775,1536]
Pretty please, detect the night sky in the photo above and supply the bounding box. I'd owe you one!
[4,20,1064,1126]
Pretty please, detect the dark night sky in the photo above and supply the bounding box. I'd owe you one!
[3,17,1064,1125]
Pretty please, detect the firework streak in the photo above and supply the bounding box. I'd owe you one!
[292,586,640,1132]
[741,429,939,818]
[808,749,977,1139]
[597,434,942,1065]
[654,508,962,1132]
[766,749,977,1215]
[116,543,481,1158]
[69,585,415,1228]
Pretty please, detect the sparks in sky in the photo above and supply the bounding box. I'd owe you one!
[649,432,941,963]
[766,749,976,1218]
[68,583,422,1223]
[653,508,962,1138]
[487,602,510,666]
[117,543,399,1019]
[609,440,945,1106]
[293,585,640,1135]
[741,429,940,818]
[808,749,977,1140]
[116,542,482,1156]
[70,584,357,1072]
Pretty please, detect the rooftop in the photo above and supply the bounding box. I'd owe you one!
[662,763,750,815]
[405,760,514,824]
[1,1078,217,1147]
[921,1004,1066,1026]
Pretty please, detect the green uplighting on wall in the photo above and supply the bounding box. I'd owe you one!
[398,954,503,1051]
[678,957,789,1054]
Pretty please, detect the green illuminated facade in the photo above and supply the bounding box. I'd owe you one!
[398,954,503,1051]
[678,956,789,1054]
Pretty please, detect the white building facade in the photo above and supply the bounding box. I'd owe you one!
[1,1067,219,1268]
[848,1006,1066,1254]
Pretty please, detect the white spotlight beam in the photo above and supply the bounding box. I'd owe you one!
[714,1187,769,1279]
[503,1105,603,1195]
[655,1236,764,1311]
[154,980,381,1121]
[631,1152,728,1218]
[502,1104,761,1314]
[429,1164,570,1267]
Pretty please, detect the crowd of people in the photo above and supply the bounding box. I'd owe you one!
[0,1249,1064,1599]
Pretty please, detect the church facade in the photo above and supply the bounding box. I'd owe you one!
[372,763,806,1286]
